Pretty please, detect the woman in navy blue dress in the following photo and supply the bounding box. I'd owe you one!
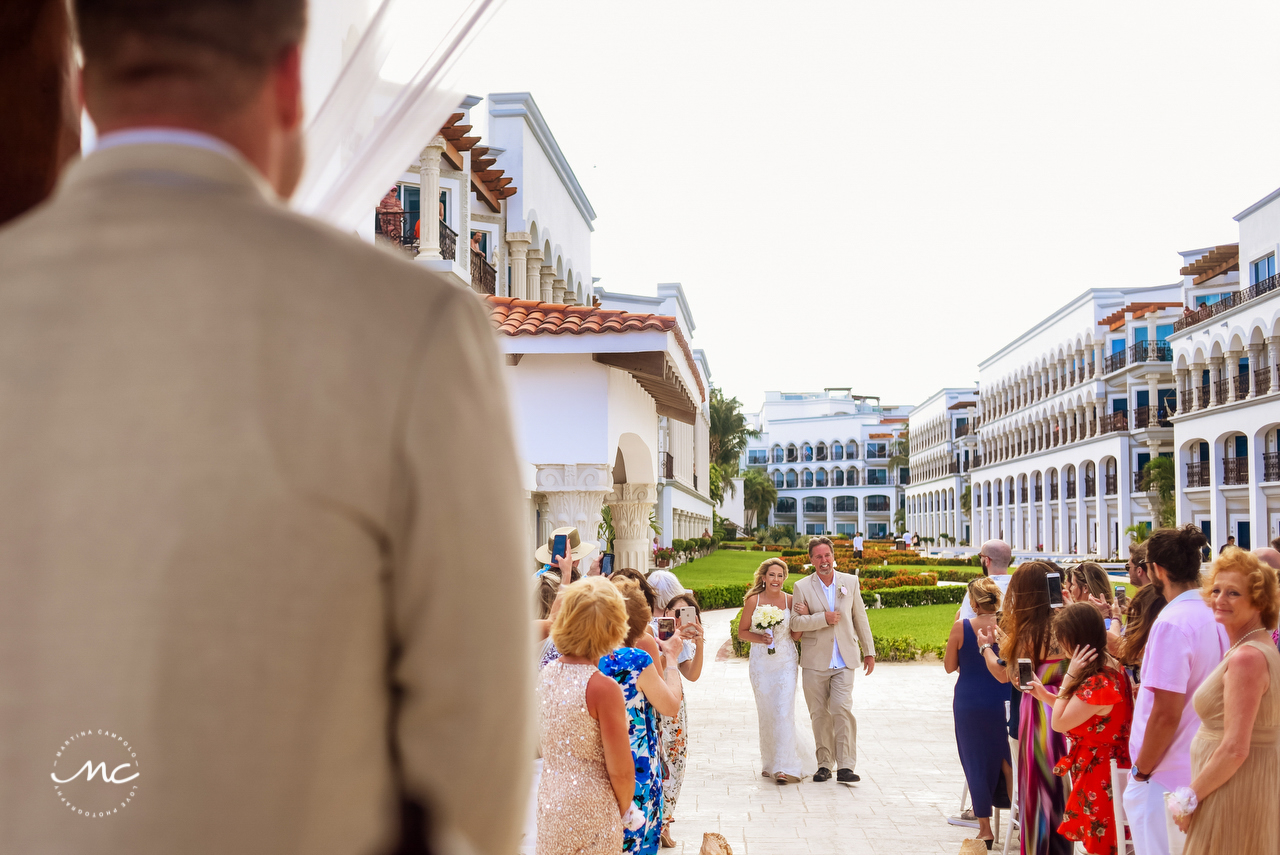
[945,577,1013,848]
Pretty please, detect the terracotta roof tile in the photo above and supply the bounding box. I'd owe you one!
[485,296,706,402]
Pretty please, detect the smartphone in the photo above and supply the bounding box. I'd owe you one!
[1017,658,1034,691]
[1114,584,1125,599]
[677,606,697,627]
[551,534,568,563]
[1046,572,1063,609]
[600,553,615,576]
[654,617,676,641]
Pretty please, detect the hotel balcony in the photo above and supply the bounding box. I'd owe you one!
[1222,457,1249,486]
[471,251,497,296]
[1132,406,1172,430]
[1129,340,1173,364]
[1099,411,1128,434]
[1173,272,1280,332]
[1105,474,1117,495]
[1103,350,1126,373]
[1266,452,1280,483]
[1186,461,1210,488]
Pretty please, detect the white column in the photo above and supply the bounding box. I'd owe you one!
[1027,485,1039,553]
[1094,341,1105,378]
[416,137,446,260]
[1116,442,1132,559]
[1075,465,1087,555]
[1227,350,1241,403]
[1247,345,1263,399]
[1192,362,1205,411]
[1269,338,1280,394]
[857,502,867,540]
[535,463,611,543]
[1097,477,1110,559]
[552,276,566,305]
[1014,479,1025,550]
[540,266,556,304]
[506,232,530,300]
[525,249,543,304]
[608,483,658,574]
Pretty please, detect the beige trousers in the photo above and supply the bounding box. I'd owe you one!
[802,666,858,771]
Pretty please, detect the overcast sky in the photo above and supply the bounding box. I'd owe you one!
[446,0,1280,414]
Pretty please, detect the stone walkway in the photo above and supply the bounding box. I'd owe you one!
[667,608,1016,855]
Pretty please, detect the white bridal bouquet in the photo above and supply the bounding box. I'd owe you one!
[753,605,786,654]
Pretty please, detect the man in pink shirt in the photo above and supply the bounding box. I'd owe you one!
[1125,526,1227,855]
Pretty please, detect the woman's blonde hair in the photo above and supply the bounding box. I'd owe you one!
[612,577,653,646]
[550,577,628,661]
[1068,562,1112,603]
[967,577,1001,613]
[1202,547,1280,630]
[747,557,789,600]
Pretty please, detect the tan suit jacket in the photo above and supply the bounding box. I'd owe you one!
[0,145,530,855]
[789,571,877,671]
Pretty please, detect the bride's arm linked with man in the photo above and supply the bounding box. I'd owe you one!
[788,537,877,784]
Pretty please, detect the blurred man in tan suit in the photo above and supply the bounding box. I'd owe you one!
[0,2,530,854]
[789,536,875,784]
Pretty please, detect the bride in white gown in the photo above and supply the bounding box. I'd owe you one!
[738,557,817,783]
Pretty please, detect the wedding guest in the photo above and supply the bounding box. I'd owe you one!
[655,590,705,848]
[0,0,80,225]
[533,529,599,670]
[1176,548,1280,853]
[976,561,1071,855]
[612,566,659,614]
[1114,585,1168,690]
[0,1,531,852]
[1125,525,1227,855]
[537,578,636,855]
[648,569,689,612]
[1127,541,1151,587]
[959,539,1013,620]
[1065,562,1112,609]
[601,578,685,855]
[1027,604,1133,855]
[945,577,1013,848]
[1254,546,1280,571]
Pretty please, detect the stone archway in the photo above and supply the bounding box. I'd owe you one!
[609,432,658,573]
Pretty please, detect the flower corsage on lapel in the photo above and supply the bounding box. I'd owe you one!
[838,584,849,598]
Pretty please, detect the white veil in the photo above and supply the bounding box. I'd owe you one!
[292,0,505,232]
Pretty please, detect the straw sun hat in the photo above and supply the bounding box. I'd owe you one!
[534,526,598,565]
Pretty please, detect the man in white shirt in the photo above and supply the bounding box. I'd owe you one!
[958,540,1013,620]
[852,532,864,558]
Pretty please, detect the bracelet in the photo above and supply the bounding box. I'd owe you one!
[1065,671,1077,680]
[979,643,993,654]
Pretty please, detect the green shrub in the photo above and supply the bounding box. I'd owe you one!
[862,585,968,609]
[718,542,748,551]
[780,549,805,557]
[730,608,750,657]
[693,584,751,611]
[672,538,686,553]
[728,612,939,662]
[936,569,982,583]
[860,573,937,591]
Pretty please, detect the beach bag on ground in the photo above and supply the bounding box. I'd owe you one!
[700,832,733,855]
[958,840,990,855]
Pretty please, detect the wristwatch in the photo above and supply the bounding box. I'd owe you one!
[1132,764,1151,782]
[978,643,994,655]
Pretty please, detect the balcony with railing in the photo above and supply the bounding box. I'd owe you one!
[1186,461,1210,488]
[1257,368,1274,396]
[1174,272,1280,332]
[1134,471,1147,492]
[1099,411,1128,434]
[1084,475,1095,498]
[1198,384,1210,409]
[470,251,497,295]
[1105,473,1117,495]
[1104,350,1126,373]
[945,459,961,474]
[1020,486,1028,503]
[1132,406,1172,429]
[1266,452,1280,483]
[1235,373,1250,399]
[1065,481,1076,499]
[954,423,972,439]
[1033,485,1042,502]
[374,210,421,253]
[1223,457,1249,486]
[970,454,984,469]
[1049,484,1059,501]
[1214,378,1230,405]
[439,220,458,261]
[661,451,674,479]
[1129,340,1173,363]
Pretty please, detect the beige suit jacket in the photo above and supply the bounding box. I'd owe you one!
[0,145,530,855]
[789,571,877,671]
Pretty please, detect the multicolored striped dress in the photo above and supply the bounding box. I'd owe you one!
[1018,657,1072,855]
[599,646,662,855]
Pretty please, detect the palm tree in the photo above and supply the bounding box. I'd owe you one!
[888,426,910,472]
[709,387,761,498]
[1140,456,1177,528]
[742,468,777,531]
[1124,522,1151,545]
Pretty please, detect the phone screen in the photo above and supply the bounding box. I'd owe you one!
[1114,584,1124,599]
[600,554,615,576]
[1017,658,1034,690]
[677,606,696,626]
[551,534,568,563]
[654,617,676,641]
[1046,573,1063,609]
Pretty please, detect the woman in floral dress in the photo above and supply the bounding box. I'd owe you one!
[599,578,686,855]
[1028,603,1133,855]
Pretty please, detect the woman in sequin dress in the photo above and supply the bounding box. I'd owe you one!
[600,577,686,855]
[537,578,639,855]
[654,588,705,848]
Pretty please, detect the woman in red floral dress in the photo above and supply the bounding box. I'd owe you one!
[1028,603,1133,855]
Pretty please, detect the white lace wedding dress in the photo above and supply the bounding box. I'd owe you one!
[748,604,818,779]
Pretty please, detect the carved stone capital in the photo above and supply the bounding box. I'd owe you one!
[535,464,611,536]
[506,231,531,246]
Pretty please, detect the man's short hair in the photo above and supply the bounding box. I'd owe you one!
[76,0,306,113]
[807,535,834,557]
[979,539,1011,571]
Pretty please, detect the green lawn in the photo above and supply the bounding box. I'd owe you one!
[671,549,787,590]
[866,604,960,651]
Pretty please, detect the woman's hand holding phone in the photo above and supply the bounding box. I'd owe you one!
[554,550,574,585]
[658,630,684,662]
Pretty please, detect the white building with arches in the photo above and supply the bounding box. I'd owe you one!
[969,284,1184,560]
[743,391,912,539]
[1168,187,1280,550]
[905,388,978,546]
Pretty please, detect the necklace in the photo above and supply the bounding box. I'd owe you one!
[1228,626,1269,654]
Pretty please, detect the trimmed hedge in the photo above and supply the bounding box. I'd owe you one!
[730,608,941,661]
[860,573,937,592]
[693,583,753,611]
[862,585,968,609]
[717,542,749,551]
[936,569,982,583]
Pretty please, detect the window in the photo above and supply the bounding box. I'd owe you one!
[833,469,844,487]
[1111,338,1125,354]
[832,443,844,460]
[1195,292,1233,307]
[834,496,858,513]
[847,441,859,459]
[772,446,784,463]
[1133,327,1148,344]
[815,443,828,461]
[815,469,828,487]
[748,449,767,465]
[866,442,887,459]
[865,496,890,512]
[805,524,826,535]
[804,497,827,514]
[1254,254,1276,284]
[847,468,860,486]
[802,444,813,462]
[776,497,796,514]
[773,470,784,489]
[1156,324,1174,343]
[836,523,858,536]
[785,470,797,489]
[439,189,450,225]
[868,523,888,539]
[786,445,798,463]
[867,468,887,485]
[802,470,814,488]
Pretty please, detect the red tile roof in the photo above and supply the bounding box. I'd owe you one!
[485,296,705,402]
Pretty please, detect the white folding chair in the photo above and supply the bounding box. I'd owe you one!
[1110,758,1132,855]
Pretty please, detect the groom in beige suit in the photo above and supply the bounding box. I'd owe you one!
[0,2,529,854]
[789,536,876,783]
